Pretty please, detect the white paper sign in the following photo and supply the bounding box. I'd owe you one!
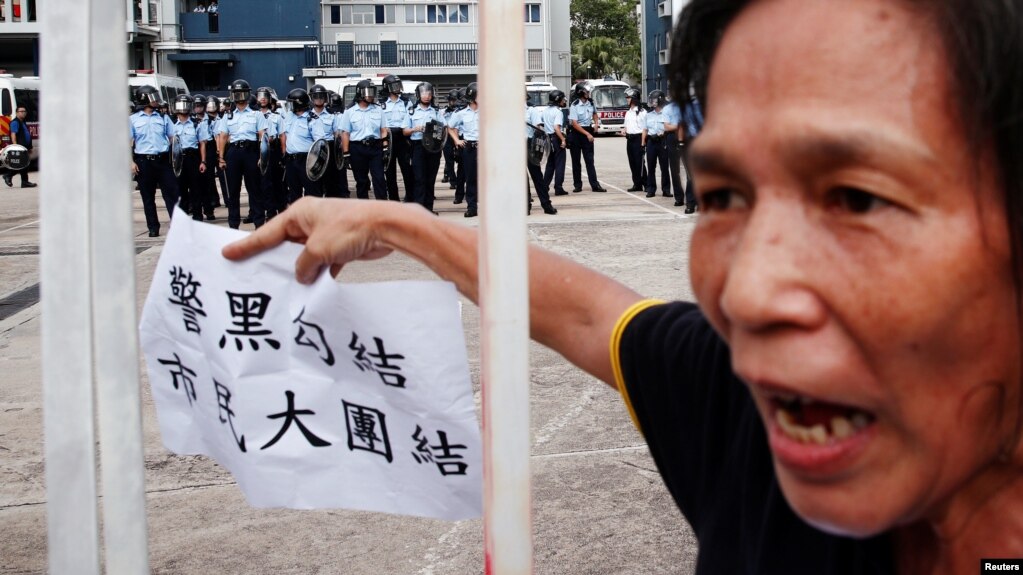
[139,210,482,520]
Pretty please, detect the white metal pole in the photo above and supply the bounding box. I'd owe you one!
[40,0,102,572]
[92,0,151,571]
[478,1,532,574]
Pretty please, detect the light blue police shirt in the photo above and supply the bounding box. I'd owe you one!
[541,105,563,136]
[383,96,412,129]
[569,100,596,127]
[525,104,533,138]
[216,106,260,143]
[282,111,326,154]
[644,110,666,137]
[660,102,682,132]
[449,106,479,141]
[173,118,202,149]
[408,105,442,141]
[130,110,173,154]
[338,104,385,141]
[258,110,282,138]
[311,108,335,139]
[196,115,214,142]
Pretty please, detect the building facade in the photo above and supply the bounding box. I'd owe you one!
[0,0,39,76]
[639,0,686,96]
[305,0,571,94]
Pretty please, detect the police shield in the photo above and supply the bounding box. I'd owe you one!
[0,144,30,171]
[381,137,393,171]
[258,132,271,176]
[171,136,184,177]
[526,124,550,167]
[421,120,447,154]
[306,138,331,182]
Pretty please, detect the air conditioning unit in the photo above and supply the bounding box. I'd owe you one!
[658,49,670,65]
[657,1,670,18]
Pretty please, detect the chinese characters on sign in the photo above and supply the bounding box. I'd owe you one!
[140,210,482,520]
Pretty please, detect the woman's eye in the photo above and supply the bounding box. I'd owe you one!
[699,188,746,211]
[828,186,890,214]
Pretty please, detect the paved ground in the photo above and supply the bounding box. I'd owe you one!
[0,138,701,574]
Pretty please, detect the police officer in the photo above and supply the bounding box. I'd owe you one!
[442,88,459,186]
[337,79,389,200]
[621,88,647,192]
[190,94,218,220]
[568,83,606,193]
[381,74,416,202]
[280,88,326,203]
[526,95,557,215]
[309,84,349,199]
[449,88,468,203]
[404,82,445,213]
[215,79,265,229]
[642,90,671,198]
[446,82,480,218]
[660,96,683,200]
[679,94,704,213]
[130,85,179,237]
[541,89,568,198]
[203,96,229,211]
[171,94,209,222]
[256,86,287,218]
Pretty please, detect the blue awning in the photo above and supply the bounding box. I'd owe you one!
[167,52,235,62]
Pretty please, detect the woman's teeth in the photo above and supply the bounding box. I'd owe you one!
[774,404,872,444]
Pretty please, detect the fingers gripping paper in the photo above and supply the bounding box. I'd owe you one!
[139,211,483,520]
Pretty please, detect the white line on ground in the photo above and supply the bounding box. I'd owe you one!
[532,445,648,459]
[0,219,40,236]
[603,182,688,218]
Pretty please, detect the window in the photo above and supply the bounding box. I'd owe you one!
[330,5,340,24]
[525,4,540,23]
[427,5,436,23]
[450,4,469,23]
[405,4,468,24]
[352,5,374,24]
[374,5,394,23]
[527,49,542,71]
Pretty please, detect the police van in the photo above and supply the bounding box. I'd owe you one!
[525,81,557,107]
[0,74,41,162]
[127,70,190,109]
[573,78,630,135]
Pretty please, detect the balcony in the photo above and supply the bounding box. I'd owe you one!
[180,12,220,40]
[305,42,477,69]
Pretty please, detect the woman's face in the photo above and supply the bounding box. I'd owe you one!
[689,0,1020,536]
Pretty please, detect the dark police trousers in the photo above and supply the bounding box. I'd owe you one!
[443,137,456,182]
[569,127,600,190]
[350,140,388,200]
[543,140,566,194]
[284,152,322,203]
[224,141,265,228]
[176,149,207,221]
[386,128,416,202]
[411,140,442,212]
[645,136,670,195]
[526,140,551,208]
[134,152,179,233]
[461,142,479,210]
[261,140,288,217]
[625,133,645,189]
[679,140,696,207]
[204,145,226,214]
[666,132,684,200]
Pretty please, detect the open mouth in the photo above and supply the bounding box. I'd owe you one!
[770,393,875,445]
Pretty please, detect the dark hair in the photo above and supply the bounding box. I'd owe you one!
[669,0,1023,449]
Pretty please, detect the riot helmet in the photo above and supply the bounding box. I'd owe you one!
[229,79,252,103]
[448,89,460,107]
[172,94,193,116]
[548,89,566,106]
[158,101,170,116]
[206,96,220,115]
[354,79,377,104]
[309,84,329,106]
[464,82,478,103]
[382,75,403,96]
[415,82,434,106]
[647,90,666,108]
[328,91,345,113]
[287,88,310,111]
[574,82,591,99]
[255,86,275,108]
[133,85,160,108]
[192,94,207,112]
[624,88,641,102]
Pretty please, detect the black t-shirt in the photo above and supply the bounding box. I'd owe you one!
[617,301,894,574]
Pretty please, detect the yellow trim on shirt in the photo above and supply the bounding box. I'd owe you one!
[610,299,665,434]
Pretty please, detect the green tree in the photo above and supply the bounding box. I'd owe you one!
[570,0,641,81]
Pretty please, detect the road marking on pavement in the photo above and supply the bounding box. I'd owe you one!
[526,215,678,226]
[0,219,40,235]
[604,182,688,218]
[532,445,649,459]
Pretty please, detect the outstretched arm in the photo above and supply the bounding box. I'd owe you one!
[223,198,642,387]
